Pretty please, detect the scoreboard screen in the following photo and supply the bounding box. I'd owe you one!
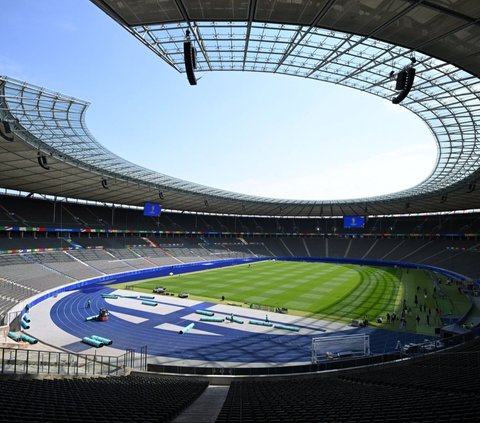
[343,216,365,228]
[143,203,162,217]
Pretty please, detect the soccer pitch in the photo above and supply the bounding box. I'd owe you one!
[130,260,418,322]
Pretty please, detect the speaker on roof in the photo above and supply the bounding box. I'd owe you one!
[392,65,416,105]
[101,178,109,189]
[184,30,197,86]
[184,41,197,85]
[37,152,50,170]
[0,120,14,142]
[395,70,407,91]
[191,44,197,70]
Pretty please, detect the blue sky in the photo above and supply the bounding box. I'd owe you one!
[2,1,437,201]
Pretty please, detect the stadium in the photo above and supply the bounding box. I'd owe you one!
[0,0,479,422]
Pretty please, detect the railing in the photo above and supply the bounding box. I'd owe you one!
[0,346,146,376]
[147,352,406,376]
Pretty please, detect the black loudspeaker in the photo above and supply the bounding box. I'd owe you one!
[101,178,109,189]
[37,152,50,170]
[0,120,14,142]
[392,66,416,104]
[184,40,197,86]
[191,45,197,69]
[395,70,407,90]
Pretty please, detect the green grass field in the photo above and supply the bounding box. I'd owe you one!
[124,260,471,336]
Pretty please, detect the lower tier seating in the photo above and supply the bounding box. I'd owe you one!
[0,374,208,423]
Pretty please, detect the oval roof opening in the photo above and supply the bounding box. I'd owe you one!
[99,72,437,201]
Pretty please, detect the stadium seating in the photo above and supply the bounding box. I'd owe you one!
[327,237,349,257]
[2,193,480,325]
[1,193,480,423]
[248,237,289,256]
[216,351,480,422]
[344,238,376,258]
[4,194,480,235]
[1,235,480,314]
[280,237,309,256]
[380,239,432,261]
[0,375,208,423]
[304,236,327,256]
[0,235,66,250]
[46,261,104,280]
[73,236,151,248]
[339,352,480,395]
[0,263,72,291]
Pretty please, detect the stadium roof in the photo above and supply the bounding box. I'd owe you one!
[0,0,479,217]
[91,0,480,78]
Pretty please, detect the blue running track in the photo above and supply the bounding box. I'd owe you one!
[49,286,433,364]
